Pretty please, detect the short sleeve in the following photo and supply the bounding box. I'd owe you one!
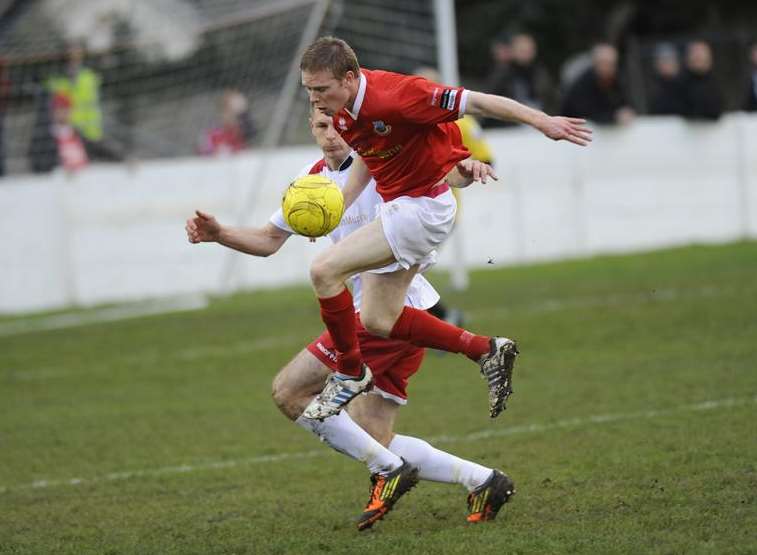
[269,207,293,234]
[393,75,468,125]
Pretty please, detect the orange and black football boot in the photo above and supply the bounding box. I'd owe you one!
[357,460,419,531]
[466,470,515,523]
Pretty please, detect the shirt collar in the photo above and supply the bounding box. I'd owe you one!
[345,71,367,120]
[338,153,354,172]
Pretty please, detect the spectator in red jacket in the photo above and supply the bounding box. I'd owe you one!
[199,89,257,156]
[50,93,88,172]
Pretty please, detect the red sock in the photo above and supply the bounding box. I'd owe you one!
[318,288,362,376]
[389,306,491,361]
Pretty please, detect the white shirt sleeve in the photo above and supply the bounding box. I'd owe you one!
[269,208,293,233]
[458,89,469,117]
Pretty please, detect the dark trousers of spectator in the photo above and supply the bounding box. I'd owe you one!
[0,116,4,177]
[83,137,123,162]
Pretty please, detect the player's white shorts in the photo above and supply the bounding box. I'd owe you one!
[378,183,456,271]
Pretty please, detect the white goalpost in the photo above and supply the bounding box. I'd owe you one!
[434,0,469,291]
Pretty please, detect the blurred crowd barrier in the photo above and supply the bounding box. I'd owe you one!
[2,113,756,313]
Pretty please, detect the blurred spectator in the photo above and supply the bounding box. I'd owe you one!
[560,43,635,125]
[744,42,757,112]
[28,80,58,173]
[50,93,88,172]
[199,89,257,156]
[482,32,514,128]
[507,33,556,113]
[46,43,116,160]
[0,58,9,177]
[649,43,687,116]
[680,40,723,120]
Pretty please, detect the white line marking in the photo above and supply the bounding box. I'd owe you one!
[4,334,306,383]
[2,285,726,339]
[468,285,724,320]
[2,395,754,495]
[0,294,209,338]
[4,285,726,379]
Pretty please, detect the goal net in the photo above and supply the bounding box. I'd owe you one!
[1,0,467,302]
[1,0,442,174]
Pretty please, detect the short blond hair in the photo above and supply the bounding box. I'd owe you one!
[300,36,360,80]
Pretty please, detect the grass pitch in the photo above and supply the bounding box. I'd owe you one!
[1,242,756,554]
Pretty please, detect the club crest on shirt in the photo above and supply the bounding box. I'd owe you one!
[372,120,392,136]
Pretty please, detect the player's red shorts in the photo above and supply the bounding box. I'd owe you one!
[306,313,424,405]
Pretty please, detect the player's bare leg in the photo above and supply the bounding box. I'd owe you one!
[347,393,399,446]
[272,349,330,420]
[358,266,420,337]
[310,217,397,299]
[273,351,417,530]
[360,270,518,418]
[273,349,407,468]
[303,218,401,420]
[308,215,518,418]
[273,352,513,525]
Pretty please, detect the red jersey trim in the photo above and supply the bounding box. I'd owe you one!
[308,159,327,174]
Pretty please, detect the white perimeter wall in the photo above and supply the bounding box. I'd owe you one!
[2,113,756,314]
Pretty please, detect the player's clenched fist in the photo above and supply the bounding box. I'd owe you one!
[186,210,221,243]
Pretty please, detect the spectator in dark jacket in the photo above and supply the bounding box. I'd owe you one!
[483,32,555,128]
[744,42,757,112]
[561,43,635,125]
[482,32,514,128]
[0,58,8,177]
[649,43,687,116]
[680,40,723,120]
[506,33,555,113]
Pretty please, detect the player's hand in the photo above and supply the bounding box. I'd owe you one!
[538,116,593,146]
[186,210,222,243]
[455,159,498,185]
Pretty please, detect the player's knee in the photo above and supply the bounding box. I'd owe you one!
[359,311,393,338]
[309,255,335,291]
[271,371,298,420]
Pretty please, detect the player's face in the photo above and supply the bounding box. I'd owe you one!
[310,109,350,160]
[302,69,355,116]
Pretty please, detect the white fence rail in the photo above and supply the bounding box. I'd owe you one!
[2,114,756,313]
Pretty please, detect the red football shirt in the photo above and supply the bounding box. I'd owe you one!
[333,69,470,201]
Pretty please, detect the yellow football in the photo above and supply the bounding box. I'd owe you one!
[282,174,345,237]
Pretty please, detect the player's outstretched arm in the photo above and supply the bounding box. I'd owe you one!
[341,155,372,210]
[186,210,290,257]
[447,159,498,188]
[465,91,593,147]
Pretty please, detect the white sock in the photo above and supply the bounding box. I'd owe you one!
[388,434,492,491]
[296,411,403,475]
